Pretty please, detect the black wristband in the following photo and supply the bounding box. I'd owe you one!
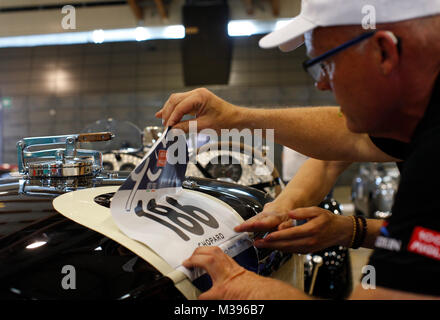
[358,215,367,247]
[351,215,361,249]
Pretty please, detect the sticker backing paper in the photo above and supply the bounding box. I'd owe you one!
[110,127,253,280]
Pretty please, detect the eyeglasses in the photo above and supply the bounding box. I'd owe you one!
[303,31,377,82]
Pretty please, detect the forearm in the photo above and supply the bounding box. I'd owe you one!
[274,159,351,210]
[361,218,383,249]
[235,106,398,162]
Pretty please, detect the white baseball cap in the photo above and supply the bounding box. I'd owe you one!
[259,0,440,52]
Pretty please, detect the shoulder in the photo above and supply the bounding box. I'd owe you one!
[401,128,440,180]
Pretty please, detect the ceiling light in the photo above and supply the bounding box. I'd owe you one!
[0,18,292,48]
[92,29,105,44]
[228,20,257,37]
[163,25,185,39]
[135,27,150,41]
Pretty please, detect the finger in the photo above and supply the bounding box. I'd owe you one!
[263,223,317,242]
[182,247,229,282]
[235,214,287,232]
[288,207,322,220]
[172,116,208,133]
[183,254,223,283]
[161,93,182,122]
[234,219,275,232]
[254,237,315,252]
[191,246,224,256]
[235,217,279,232]
[182,246,214,267]
[161,92,191,126]
[278,219,294,230]
[167,94,205,127]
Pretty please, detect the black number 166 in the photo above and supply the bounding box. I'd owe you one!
[134,196,220,241]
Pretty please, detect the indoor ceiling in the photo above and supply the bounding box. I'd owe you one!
[0,1,300,38]
[0,0,119,8]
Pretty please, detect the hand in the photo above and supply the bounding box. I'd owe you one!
[155,88,240,133]
[182,246,305,300]
[234,200,294,234]
[252,207,353,254]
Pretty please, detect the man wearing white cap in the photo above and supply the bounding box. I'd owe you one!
[157,0,440,299]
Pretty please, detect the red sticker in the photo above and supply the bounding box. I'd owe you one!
[407,226,440,261]
[157,150,167,167]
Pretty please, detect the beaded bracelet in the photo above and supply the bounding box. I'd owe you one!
[349,215,357,248]
[351,216,361,249]
[352,215,367,249]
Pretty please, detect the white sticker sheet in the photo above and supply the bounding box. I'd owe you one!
[110,127,253,281]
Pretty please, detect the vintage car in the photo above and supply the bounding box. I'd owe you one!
[0,131,302,300]
[0,129,351,300]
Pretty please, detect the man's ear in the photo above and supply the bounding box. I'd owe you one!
[374,30,400,76]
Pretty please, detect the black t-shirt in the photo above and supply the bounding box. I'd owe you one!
[367,76,440,296]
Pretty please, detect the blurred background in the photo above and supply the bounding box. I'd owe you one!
[0,0,359,186]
